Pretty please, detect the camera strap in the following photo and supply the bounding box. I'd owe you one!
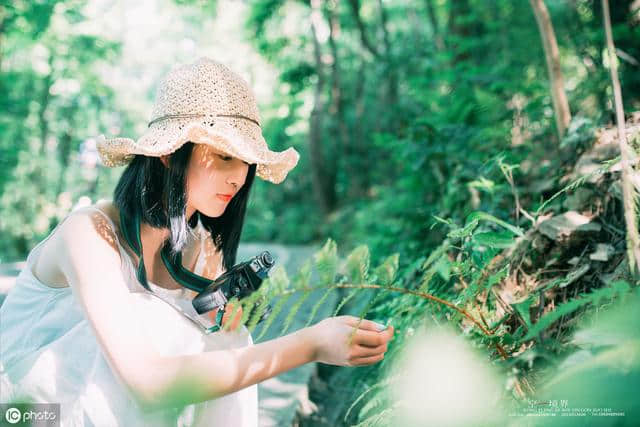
[119,209,213,293]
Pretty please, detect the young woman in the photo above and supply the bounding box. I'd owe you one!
[0,58,394,426]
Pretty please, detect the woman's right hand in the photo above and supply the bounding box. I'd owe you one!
[310,315,395,367]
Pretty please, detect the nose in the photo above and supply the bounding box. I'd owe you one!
[226,163,247,191]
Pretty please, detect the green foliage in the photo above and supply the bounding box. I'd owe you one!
[3,0,640,424]
[519,280,632,343]
[372,253,400,287]
[343,245,370,285]
[314,239,339,286]
[525,285,640,425]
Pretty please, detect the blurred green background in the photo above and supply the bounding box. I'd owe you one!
[1,0,638,266]
[1,1,640,425]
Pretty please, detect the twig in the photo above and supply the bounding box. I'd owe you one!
[602,0,640,275]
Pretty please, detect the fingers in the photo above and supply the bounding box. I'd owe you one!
[351,343,388,358]
[352,325,395,347]
[344,316,387,332]
[349,353,385,366]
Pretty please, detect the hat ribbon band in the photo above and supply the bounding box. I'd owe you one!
[148,113,260,128]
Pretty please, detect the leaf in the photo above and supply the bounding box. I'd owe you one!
[254,293,293,339]
[245,294,271,331]
[344,245,371,284]
[333,289,359,316]
[473,231,516,248]
[372,253,400,286]
[314,238,339,286]
[466,211,524,236]
[511,295,535,330]
[280,290,312,335]
[305,288,335,327]
[434,256,451,281]
[447,218,479,239]
[292,258,313,289]
[263,265,290,294]
[519,280,631,343]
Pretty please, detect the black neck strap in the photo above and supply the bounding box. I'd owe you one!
[119,209,214,294]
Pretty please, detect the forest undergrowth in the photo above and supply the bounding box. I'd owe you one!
[277,113,640,427]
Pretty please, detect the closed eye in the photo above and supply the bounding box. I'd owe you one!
[219,154,250,165]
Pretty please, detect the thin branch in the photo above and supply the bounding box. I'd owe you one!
[602,0,640,275]
[347,0,381,58]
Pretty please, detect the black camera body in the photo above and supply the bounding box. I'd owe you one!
[192,251,274,332]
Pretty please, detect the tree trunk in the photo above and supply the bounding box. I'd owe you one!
[309,0,336,215]
[601,0,640,275]
[424,0,445,52]
[529,0,571,140]
[327,3,357,199]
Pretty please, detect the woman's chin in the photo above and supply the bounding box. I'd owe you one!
[199,207,225,218]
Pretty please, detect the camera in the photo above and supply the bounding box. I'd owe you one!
[192,251,275,332]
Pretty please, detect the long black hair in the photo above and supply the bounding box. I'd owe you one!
[113,141,257,272]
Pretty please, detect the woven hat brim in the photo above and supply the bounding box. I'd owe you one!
[96,117,299,184]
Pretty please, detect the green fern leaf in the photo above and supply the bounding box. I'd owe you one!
[473,231,516,248]
[333,289,359,316]
[466,211,524,236]
[263,264,290,294]
[305,288,335,327]
[372,253,399,286]
[314,238,339,286]
[245,294,271,331]
[254,293,294,339]
[519,280,631,343]
[344,245,371,284]
[357,390,388,422]
[421,241,450,270]
[345,375,402,422]
[281,290,313,335]
[447,218,479,239]
[292,258,313,290]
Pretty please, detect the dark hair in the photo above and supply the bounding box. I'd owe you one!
[113,141,257,272]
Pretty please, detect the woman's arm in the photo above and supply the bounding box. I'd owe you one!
[57,208,392,413]
[55,209,316,411]
[148,326,316,410]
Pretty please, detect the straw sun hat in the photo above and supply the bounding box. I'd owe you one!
[95,57,300,184]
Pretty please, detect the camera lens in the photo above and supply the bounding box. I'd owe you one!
[260,251,274,268]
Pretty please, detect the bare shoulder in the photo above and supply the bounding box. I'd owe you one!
[34,204,121,288]
[57,204,120,250]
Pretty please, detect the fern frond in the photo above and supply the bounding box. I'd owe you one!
[353,405,398,427]
[314,238,339,286]
[343,245,371,284]
[292,258,313,290]
[344,375,403,422]
[356,389,389,423]
[372,253,399,286]
[245,294,271,331]
[253,293,294,339]
[263,264,290,294]
[280,290,312,335]
[333,288,359,316]
[305,287,335,327]
[519,280,631,342]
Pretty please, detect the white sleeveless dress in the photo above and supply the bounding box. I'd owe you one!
[0,206,258,427]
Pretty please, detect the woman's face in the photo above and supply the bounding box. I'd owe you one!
[166,144,249,219]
